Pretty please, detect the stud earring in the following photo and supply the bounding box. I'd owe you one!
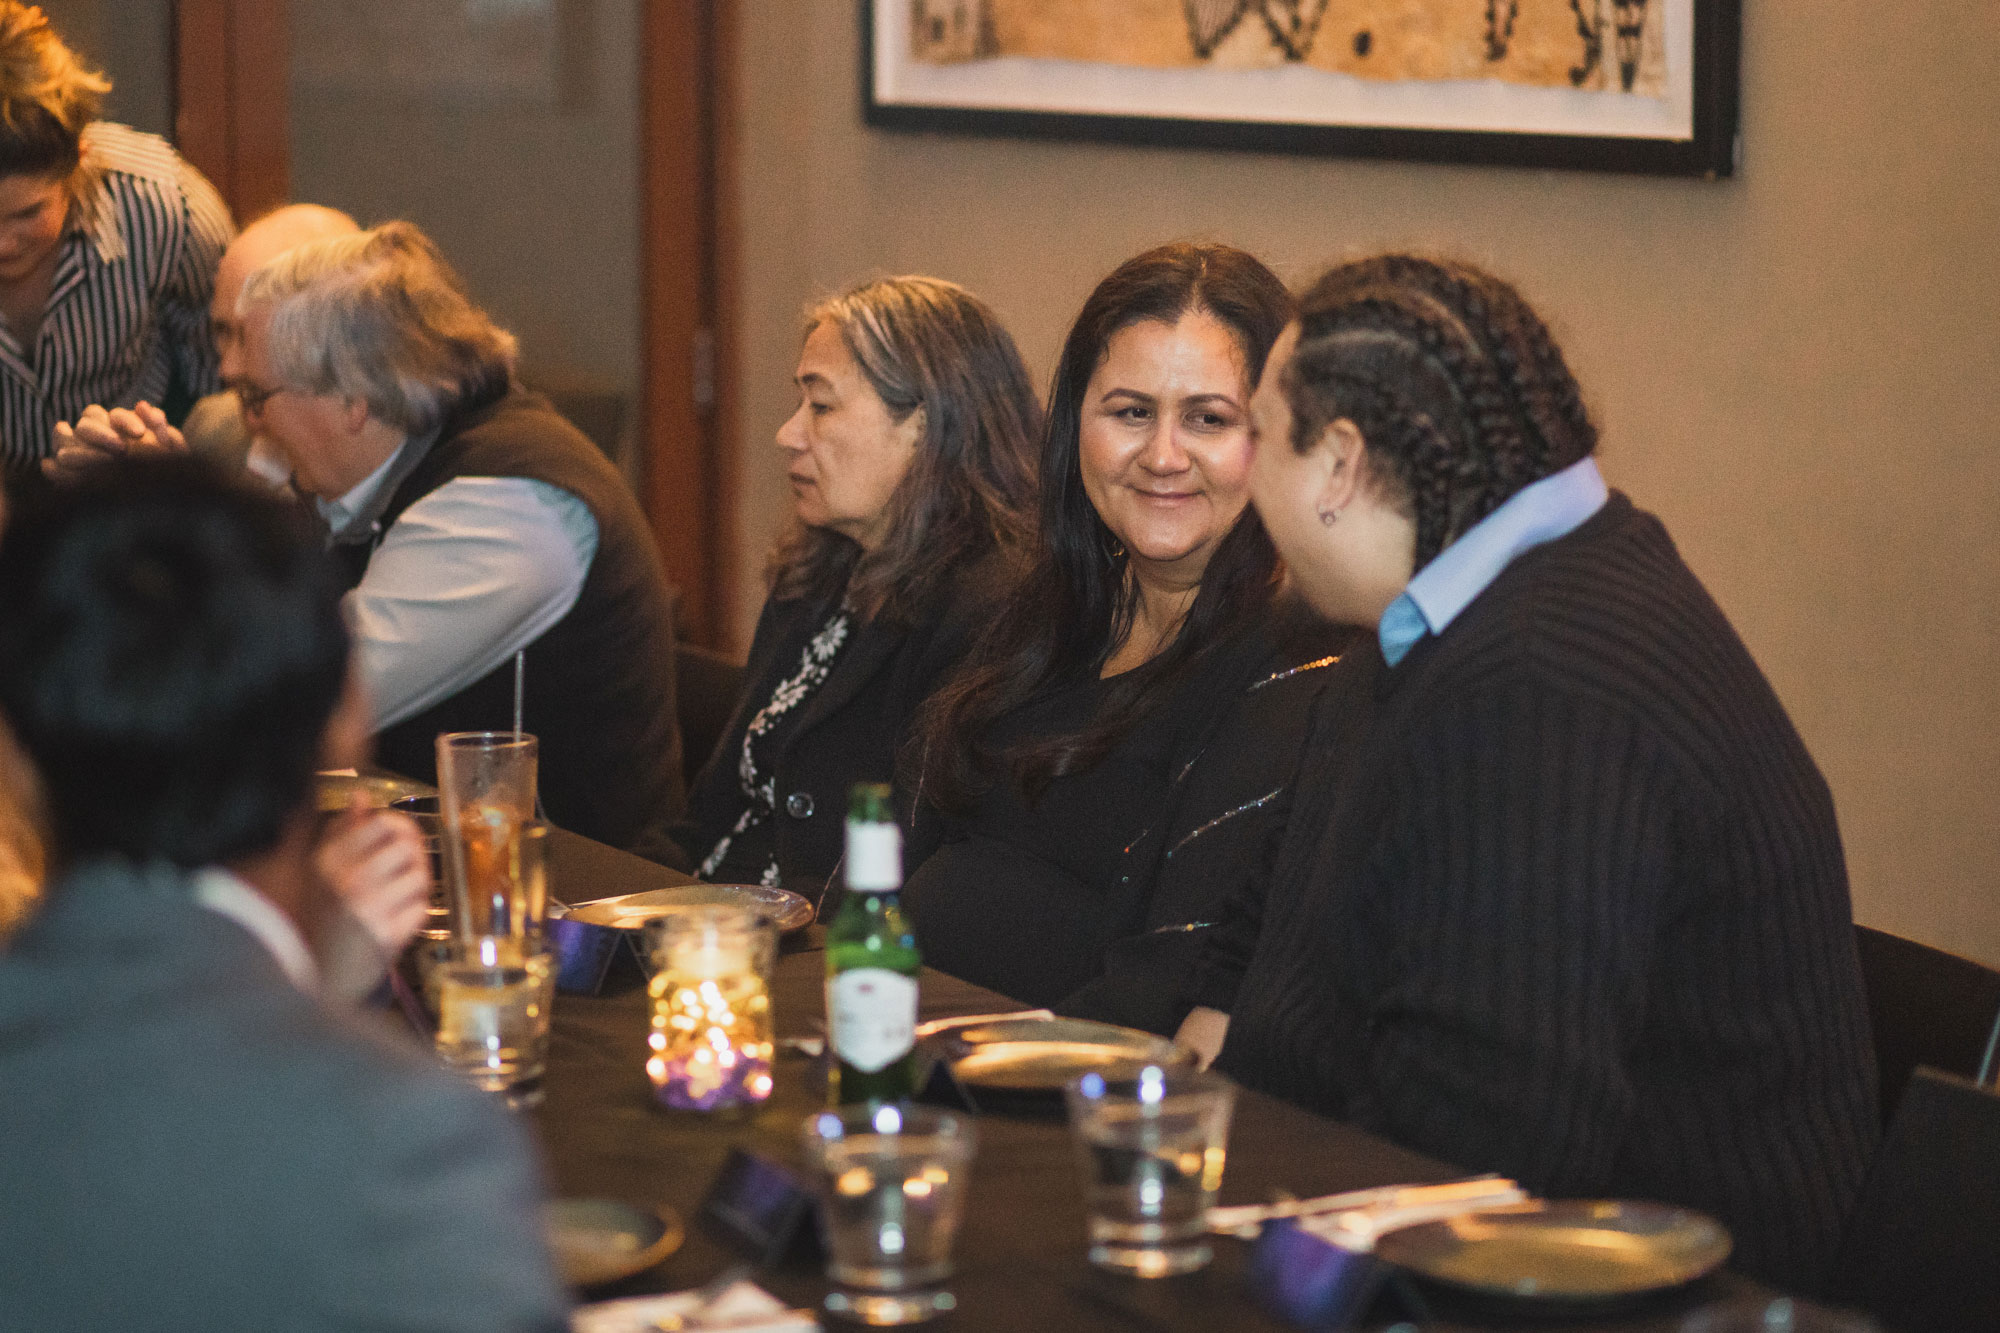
[1318,509,1338,527]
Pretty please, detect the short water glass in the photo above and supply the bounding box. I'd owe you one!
[1065,1064,1235,1277]
[802,1103,975,1324]
[434,935,556,1109]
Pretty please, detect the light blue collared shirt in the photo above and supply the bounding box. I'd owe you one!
[1378,456,1609,667]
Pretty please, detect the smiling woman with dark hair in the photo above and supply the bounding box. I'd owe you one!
[905,242,1351,1035]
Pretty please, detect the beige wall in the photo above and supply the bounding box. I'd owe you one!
[731,3,2000,965]
[38,0,174,139]
[291,0,643,444]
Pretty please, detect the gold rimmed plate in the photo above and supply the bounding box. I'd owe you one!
[562,883,815,934]
[545,1198,684,1289]
[315,769,429,812]
[1375,1200,1732,1302]
[943,1017,1191,1094]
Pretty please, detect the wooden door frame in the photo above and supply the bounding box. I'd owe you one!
[172,0,289,221]
[641,0,739,650]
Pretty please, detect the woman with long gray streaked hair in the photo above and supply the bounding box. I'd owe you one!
[668,275,1041,898]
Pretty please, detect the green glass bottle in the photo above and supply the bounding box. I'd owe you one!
[824,783,921,1105]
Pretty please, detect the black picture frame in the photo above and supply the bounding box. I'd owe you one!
[862,1,1740,179]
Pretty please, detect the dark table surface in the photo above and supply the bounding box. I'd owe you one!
[356,780,1856,1328]
[526,931,1801,1331]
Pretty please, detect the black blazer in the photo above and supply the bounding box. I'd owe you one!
[1208,496,1877,1292]
[670,563,992,901]
[905,607,1355,1036]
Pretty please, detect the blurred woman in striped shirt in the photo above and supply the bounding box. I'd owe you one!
[0,1,232,489]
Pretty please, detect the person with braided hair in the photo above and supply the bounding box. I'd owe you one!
[1179,255,1876,1292]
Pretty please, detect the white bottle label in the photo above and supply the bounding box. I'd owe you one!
[827,968,918,1073]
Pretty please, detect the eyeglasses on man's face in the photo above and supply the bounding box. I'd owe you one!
[235,379,287,415]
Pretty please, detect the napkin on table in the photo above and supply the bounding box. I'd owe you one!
[572,1279,818,1333]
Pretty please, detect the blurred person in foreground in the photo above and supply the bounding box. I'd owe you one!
[670,275,1039,895]
[232,220,686,857]
[1182,254,1876,1291]
[44,202,361,480]
[0,1,231,492]
[0,488,38,937]
[0,718,38,938]
[0,457,567,1331]
[904,243,1351,1035]
[0,441,432,976]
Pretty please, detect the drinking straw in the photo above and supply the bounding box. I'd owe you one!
[513,650,525,739]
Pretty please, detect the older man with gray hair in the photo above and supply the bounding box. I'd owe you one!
[235,220,686,857]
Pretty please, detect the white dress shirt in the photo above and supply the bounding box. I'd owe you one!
[317,438,600,731]
[191,867,320,993]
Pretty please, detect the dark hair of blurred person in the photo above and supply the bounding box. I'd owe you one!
[1187,254,1876,1292]
[0,456,567,1330]
[0,459,346,868]
[903,242,1353,1034]
[0,0,233,485]
[672,275,1039,892]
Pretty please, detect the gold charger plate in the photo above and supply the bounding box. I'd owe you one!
[1374,1200,1732,1301]
[545,1198,684,1288]
[562,883,815,934]
[315,770,430,812]
[945,1018,1191,1093]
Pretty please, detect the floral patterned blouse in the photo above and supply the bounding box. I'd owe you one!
[697,605,852,886]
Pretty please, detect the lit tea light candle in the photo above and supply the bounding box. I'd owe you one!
[645,908,775,1112]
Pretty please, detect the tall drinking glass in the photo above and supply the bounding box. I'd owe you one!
[435,731,539,942]
[1065,1065,1235,1277]
[802,1103,974,1324]
[434,730,550,1108]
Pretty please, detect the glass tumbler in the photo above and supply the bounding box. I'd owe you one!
[434,933,556,1109]
[802,1103,975,1325]
[1065,1064,1235,1277]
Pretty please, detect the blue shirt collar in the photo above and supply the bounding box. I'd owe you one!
[1378,456,1609,667]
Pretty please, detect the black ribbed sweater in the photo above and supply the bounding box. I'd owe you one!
[1203,493,1878,1294]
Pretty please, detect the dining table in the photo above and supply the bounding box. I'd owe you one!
[520,824,1831,1332]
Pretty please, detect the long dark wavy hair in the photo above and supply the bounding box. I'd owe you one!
[1283,254,1598,569]
[767,276,1041,625]
[918,242,1292,811]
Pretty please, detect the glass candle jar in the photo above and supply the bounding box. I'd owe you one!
[645,906,776,1112]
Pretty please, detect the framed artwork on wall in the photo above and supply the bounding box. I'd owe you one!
[863,1,1740,178]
